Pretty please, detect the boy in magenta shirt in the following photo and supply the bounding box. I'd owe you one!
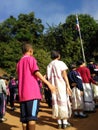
[17,43,55,130]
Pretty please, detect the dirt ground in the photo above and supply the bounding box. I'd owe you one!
[0,101,98,130]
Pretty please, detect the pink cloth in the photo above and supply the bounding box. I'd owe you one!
[17,54,42,102]
[11,79,16,86]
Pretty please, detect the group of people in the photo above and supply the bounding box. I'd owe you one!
[1,43,98,130]
[0,75,18,122]
[68,60,98,119]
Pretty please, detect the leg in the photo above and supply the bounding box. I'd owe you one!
[0,94,3,118]
[10,91,14,108]
[27,121,36,130]
[62,118,72,128]
[57,119,62,129]
[22,123,27,130]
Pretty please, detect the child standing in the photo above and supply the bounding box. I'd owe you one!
[0,74,8,122]
[9,76,17,110]
[77,60,97,112]
[17,43,55,130]
[68,63,87,118]
[47,50,72,129]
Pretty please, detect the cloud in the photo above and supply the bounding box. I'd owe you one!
[0,0,29,21]
[0,0,98,25]
[33,1,68,26]
[81,1,98,20]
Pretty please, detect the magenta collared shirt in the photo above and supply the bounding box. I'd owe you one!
[17,54,42,102]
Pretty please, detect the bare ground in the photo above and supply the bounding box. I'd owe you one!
[0,101,98,130]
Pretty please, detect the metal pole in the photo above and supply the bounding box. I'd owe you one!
[76,14,86,63]
[78,29,86,63]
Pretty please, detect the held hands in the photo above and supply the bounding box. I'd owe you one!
[95,81,98,85]
[48,84,56,93]
[71,83,77,87]
[66,87,72,96]
[80,91,83,96]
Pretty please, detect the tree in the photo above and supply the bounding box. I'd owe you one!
[0,12,98,75]
[0,12,45,75]
[65,14,98,61]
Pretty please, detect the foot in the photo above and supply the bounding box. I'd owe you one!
[79,113,88,118]
[58,124,62,129]
[11,107,16,111]
[73,114,79,118]
[62,124,67,129]
[66,122,72,127]
[0,118,7,122]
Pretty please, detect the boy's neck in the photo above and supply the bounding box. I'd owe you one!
[25,52,31,56]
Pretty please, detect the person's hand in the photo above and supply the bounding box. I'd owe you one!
[48,84,56,93]
[95,82,98,85]
[71,83,77,87]
[67,87,72,96]
[80,91,83,96]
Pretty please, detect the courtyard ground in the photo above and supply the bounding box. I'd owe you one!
[0,101,98,130]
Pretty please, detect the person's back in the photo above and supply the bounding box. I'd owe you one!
[17,43,55,130]
[77,66,89,83]
[47,59,68,85]
[47,50,72,129]
[68,69,83,91]
[17,55,42,102]
[0,79,7,94]
[0,75,8,122]
[77,65,96,84]
[76,60,96,112]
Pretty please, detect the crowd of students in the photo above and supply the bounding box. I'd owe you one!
[0,43,98,130]
[0,75,18,122]
[44,58,98,128]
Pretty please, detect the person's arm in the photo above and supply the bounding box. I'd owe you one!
[62,70,72,96]
[1,80,7,95]
[34,71,55,93]
[86,68,96,84]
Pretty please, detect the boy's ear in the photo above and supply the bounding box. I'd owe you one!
[29,48,33,55]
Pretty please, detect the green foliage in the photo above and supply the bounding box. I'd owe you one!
[34,49,51,74]
[0,12,98,75]
[0,40,22,75]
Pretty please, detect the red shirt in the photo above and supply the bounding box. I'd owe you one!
[77,66,96,84]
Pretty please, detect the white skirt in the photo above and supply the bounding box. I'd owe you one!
[92,83,98,99]
[71,87,84,110]
[52,93,72,119]
[83,83,95,111]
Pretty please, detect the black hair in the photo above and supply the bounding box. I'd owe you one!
[69,63,77,70]
[51,50,60,59]
[76,60,84,66]
[89,58,95,63]
[0,74,9,80]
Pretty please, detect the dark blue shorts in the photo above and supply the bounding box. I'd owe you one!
[20,99,40,123]
[0,93,5,118]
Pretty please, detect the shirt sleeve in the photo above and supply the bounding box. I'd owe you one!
[29,56,39,74]
[60,61,68,71]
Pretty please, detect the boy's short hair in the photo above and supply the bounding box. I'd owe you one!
[0,74,9,80]
[76,60,84,66]
[22,43,33,54]
[69,63,77,70]
[51,50,60,59]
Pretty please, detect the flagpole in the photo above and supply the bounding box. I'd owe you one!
[76,14,86,63]
[79,28,86,63]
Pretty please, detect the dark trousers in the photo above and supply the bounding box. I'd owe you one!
[0,93,5,118]
[10,89,15,108]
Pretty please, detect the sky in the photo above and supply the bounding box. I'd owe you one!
[1,0,98,28]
